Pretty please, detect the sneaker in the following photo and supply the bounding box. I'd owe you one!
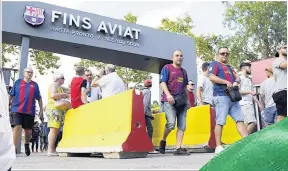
[173,148,191,156]
[149,150,159,154]
[47,152,59,157]
[159,140,166,154]
[24,144,31,156]
[215,146,224,154]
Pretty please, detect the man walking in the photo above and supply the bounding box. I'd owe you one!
[159,50,190,156]
[196,62,213,106]
[10,67,43,156]
[142,79,153,140]
[239,62,263,134]
[272,44,287,122]
[259,65,277,127]
[209,47,248,154]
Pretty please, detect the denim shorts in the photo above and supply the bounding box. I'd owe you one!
[261,106,277,125]
[213,96,244,126]
[162,102,187,131]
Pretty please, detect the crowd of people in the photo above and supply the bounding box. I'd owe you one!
[0,43,286,168]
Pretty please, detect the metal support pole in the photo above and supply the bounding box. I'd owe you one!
[16,36,30,154]
[253,85,261,131]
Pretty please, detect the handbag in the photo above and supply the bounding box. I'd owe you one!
[173,93,188,109]
[54,99,71,111]
[169,68,188,109]
[219,65,242,102]
[228,86,242,102]
[54,87,71,111]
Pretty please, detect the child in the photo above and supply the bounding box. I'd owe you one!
[40,122,48,152]
[31,122,40,152]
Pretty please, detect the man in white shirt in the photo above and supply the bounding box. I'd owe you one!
[259,65,277,127]
[272,44,287,122]
[84,70,101,102]
[0,69,15,171]
[196,62,213,106]
[239,63,263,134]
[91,64,126,98]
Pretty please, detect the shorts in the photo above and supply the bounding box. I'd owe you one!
[241,104,256,124]
[11,112,35,129]
[162,102,187,131]
[272,90,287,116]
[261,106,277,125]
[46,109,65,129]
[213,96,244,126]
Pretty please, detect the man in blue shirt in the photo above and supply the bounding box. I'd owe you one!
[10,67,43,156]
[209,47,248,154]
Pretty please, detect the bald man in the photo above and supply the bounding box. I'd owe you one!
[91,64,125,98]
[9,67,43,156]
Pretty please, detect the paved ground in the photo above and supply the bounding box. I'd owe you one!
[13,152,214,170]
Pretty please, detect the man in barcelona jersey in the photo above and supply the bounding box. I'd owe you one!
[10,67,43,156]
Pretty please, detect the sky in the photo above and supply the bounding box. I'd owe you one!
[5,0,232,104]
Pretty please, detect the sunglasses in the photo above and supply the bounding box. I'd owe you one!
[86,74,92,76]
[25,71,33,74]
[60,77,65,80]
[219,52,230,56]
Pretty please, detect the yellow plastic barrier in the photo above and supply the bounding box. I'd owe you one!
[57,89,154,158]
[152,105,241,149]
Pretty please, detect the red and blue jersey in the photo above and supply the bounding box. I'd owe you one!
[208,61,237,96]
[10,79,41,115]
[160,64,188,102]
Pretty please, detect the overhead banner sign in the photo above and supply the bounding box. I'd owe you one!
[23,6,141,47]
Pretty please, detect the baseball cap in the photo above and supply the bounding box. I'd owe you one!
[144,79,152,87]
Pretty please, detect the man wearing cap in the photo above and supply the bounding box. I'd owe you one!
[142,79,153,140]
[259,65,277,127]
[239,62,263,134]
[272,44,287,122]
[91,64,126,98]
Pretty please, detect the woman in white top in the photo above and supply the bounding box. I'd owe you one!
[0,69,16,171]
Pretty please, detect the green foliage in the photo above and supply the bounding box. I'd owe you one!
[123,11,137,23]
[2,44,19,67]
[116,67,149,87]
[158,14,227,63]
[75,59,105,69]
[74,12,150,87]
[2,43,60,74]
[158,13,194,37]
[224,1,287,59]
[29,50,60,75]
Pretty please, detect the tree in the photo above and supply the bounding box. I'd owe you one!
[2,43,60,74]
[29,50,60,75]
[75,12,150,87]
[75,59,105,69]
[2,44,18,67]
[158,13,228,63]
[224,1,287,59]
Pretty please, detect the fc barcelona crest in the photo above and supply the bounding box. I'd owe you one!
[23,6,45,26]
